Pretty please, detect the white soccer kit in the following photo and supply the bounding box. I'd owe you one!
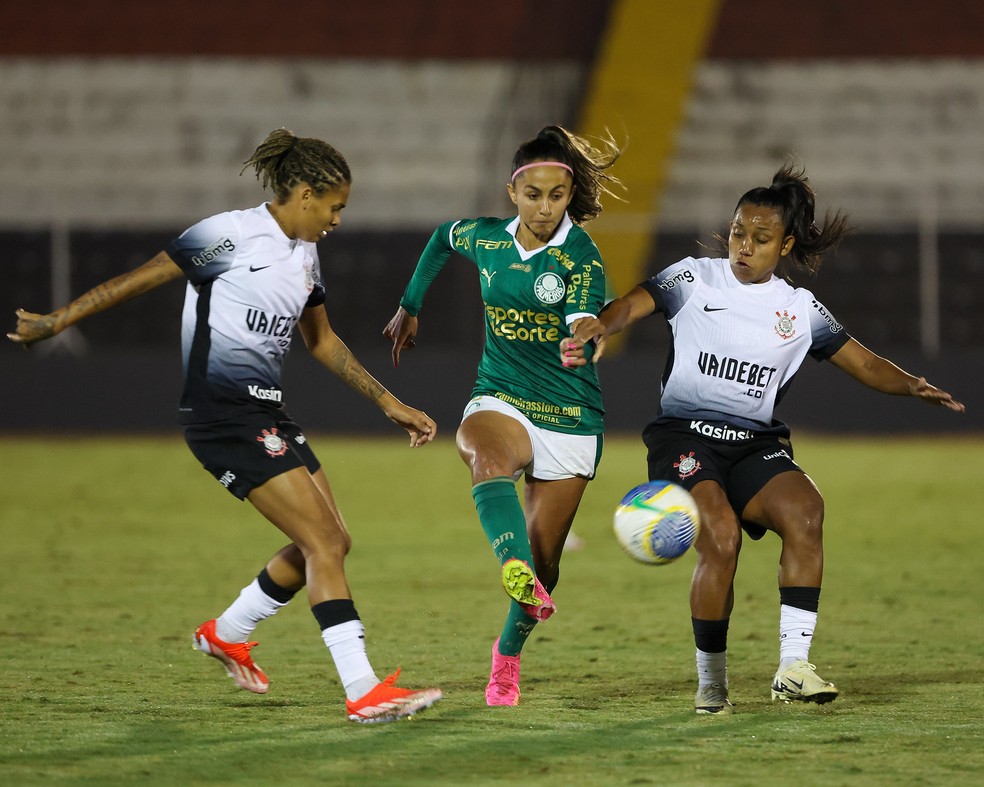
[167,203,326,424]
[641,257,850,431]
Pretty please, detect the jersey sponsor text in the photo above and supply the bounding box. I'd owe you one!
[245,308,297,337]
[191,238,235,266]
[477,239,513,250]
[493,392,582,428]
[658,269,694,290]
[697,351,778,388]
[248,385,283,403]
[811,300,843,332]
[689,420,755,441]
[486,306,562,342]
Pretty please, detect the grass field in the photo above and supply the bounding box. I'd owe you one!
[1,433,982,786]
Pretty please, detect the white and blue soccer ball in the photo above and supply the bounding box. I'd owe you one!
[613,480,701,565]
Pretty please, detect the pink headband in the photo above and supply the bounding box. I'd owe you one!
[510,161,574,182]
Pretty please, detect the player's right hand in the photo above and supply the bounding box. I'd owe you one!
[7,308,57,346]
[382,307,418,367]
[562,316,608,367]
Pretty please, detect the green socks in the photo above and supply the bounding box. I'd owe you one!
[471,477,534,567]
[497,602,537,656]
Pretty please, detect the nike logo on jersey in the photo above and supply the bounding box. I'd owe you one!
[703,305,727,312]
[249,265,271,272]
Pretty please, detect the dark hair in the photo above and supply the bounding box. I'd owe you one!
[734,163,851,277]
[242,129,351,201]
[511,125,624,225]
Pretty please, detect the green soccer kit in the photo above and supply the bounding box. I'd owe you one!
[400,214,606,435]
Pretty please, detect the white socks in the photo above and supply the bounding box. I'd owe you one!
[779,603,817,669]
[215,578,289,642]
[696,648,728,689]
[321,619,379,701]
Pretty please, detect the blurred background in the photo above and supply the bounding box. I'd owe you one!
[2,0,980,434]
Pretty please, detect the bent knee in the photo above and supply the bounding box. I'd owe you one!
[294,522,352,560]
[695,518,742,564]
[774,497,825,544]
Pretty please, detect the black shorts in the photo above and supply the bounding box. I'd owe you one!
[184,414,321,500]
[642,419,803,540]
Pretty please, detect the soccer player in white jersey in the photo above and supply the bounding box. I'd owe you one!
[384,126,623,706]
[564,164,964,714]
[8,129,443,723]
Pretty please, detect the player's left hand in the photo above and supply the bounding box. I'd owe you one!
[384,402,437,446]
[909,376,965,412]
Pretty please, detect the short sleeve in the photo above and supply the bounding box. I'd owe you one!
[167,213,240,286]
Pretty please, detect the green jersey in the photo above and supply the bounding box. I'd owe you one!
[400,214,606,435]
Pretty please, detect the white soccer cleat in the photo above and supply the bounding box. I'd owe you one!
[771,660,839,704]
[694,682,734,714]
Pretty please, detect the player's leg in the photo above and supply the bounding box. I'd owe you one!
[525,475,589,591]
[643,423,739,714]
[741,470,838,704]
[187,421,315,694]
[485,475,589,706]
[688,479,742,714]
[193,543,303,693]
[457,408,554,614]
[247,466,441,721]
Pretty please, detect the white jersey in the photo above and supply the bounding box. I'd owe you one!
[167,203,325,424]
[641,257,850,431]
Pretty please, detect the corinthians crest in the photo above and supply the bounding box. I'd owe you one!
[674,451,701,480]
[774,309,796,340]
[257,428,288,457]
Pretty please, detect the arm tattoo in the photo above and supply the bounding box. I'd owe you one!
[61,253,178,327]
[330,344,385,401]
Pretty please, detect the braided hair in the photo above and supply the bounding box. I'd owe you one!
[242,129,351,201]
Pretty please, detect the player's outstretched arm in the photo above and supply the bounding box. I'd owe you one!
[7,251,183,347]
[562,285,657,367]
[829,338,965,412]
[382,306,418,368]
[300,306,436,446]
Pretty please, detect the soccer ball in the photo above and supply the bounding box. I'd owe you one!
[613,480,701,565]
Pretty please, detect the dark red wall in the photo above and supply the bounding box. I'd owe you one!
[3,0,982,58]
[707,0,984,58]
[0,0,612,59]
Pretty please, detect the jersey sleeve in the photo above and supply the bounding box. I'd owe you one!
[807,296,851,360]
[166,212,240,286]
[562,232,606,323]
[398,219,467,316]
[306,245,326,308]
[639,256,701,317]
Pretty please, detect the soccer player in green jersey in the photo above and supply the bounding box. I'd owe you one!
[384,125,623,706]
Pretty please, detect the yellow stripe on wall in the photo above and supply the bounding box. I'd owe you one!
[579,0,719,348]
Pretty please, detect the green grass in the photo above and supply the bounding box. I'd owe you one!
[1,433,982,785]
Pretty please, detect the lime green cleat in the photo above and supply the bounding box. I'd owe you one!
[501,558,556,621]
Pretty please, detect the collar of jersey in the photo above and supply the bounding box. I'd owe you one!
[505,213,574,262]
